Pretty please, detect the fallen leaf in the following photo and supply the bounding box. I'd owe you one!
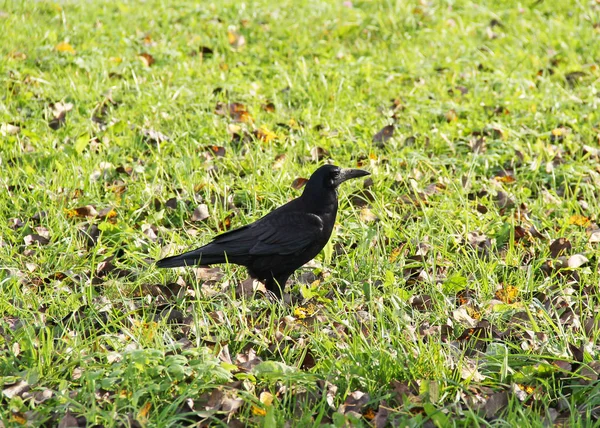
[2,380,29,399]
[549,238,571,258]
[589,229,600,243]
[460,359,486,381]
[55,41,75,54]
[339,390,370,415]
[495,284,518,304]
[373,125,394,146]
[191,204,210,222]
[98,207,117,220]
[138,52,155,66]
[483,391,508,419]
[141,128,170,144]
[261,102,275,112]
[215,102,252,123]
[567,254,588,269]
[291,177,308,190]
[24,234,50,246]
[446,109,458,122]
[227,31,246,49]
[453,307,478,328]
[137,402,151,423]
[360,207,378,222]
[568,214,590,227]
[1,123,20,135]
[206,145,226,157]
[310,147,329,162]
[66,205,98,218]
[255,126,277,143]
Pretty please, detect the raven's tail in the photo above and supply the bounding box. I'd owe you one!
[156,248,226,268]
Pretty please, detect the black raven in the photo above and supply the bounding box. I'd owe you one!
[156,165,370,297]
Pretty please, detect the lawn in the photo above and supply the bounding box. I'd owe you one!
[1,0,600,426]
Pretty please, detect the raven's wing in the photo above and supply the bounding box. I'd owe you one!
[213,212,324,256]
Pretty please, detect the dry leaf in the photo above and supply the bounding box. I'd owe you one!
[567,254,588,269]
[255,126,277,143]
[568,214,590,227]
[55,41,76,54]
[360,207,378,222]
[495,284,518,304]
[191,204,210,222]
[310,146,329,162]
[373,125,394,145]
[227,31,246,49]
[588,229,600,243]
[291,177,308,190]
[138,52,155,66]
[549,238,571,258]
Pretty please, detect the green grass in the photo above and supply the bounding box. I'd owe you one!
[2,0,600,425]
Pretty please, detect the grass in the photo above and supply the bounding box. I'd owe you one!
[1,0,600,425]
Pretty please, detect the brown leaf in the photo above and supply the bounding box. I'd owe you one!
[58,411,82,428]
[373,125,394,145]
[549,238,571,258]
[1,122,21,135]
[194,267,225,284]
[446,109,458,122]
[79,223,100,247]
[339,390,370,415]
[138,52,155,66]
[191,204,210,222]
[215,102,253,123]
[206,145,226,157]
[193,46,214,58]
[49,110,66,130]
[67,205,98,218]
[24,234,49,246]
[165,197,178,209]
[9,218,25,229]
[310,147,329,162]
[372,403,390,428]
[261,102,275,112]
[291,177,308,190]
[483,391,508,419]
[98,207,117,220]
[273,153,286,169]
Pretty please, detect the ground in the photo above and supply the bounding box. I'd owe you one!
[1,0,600,426]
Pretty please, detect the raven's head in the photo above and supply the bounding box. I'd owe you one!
[306,164,370,190]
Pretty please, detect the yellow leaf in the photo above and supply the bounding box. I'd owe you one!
[56,42,76,54]
[495,285,518,304]
[11,414,27,425]
[495,175,516,183]
[260,391,274,406]
[138,402,151,421]
[569,214,590,227]
[389,247,402,263]
[256,126,276,142]
[252,406,267,416]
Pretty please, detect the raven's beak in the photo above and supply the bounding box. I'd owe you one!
[335,168,370,186]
